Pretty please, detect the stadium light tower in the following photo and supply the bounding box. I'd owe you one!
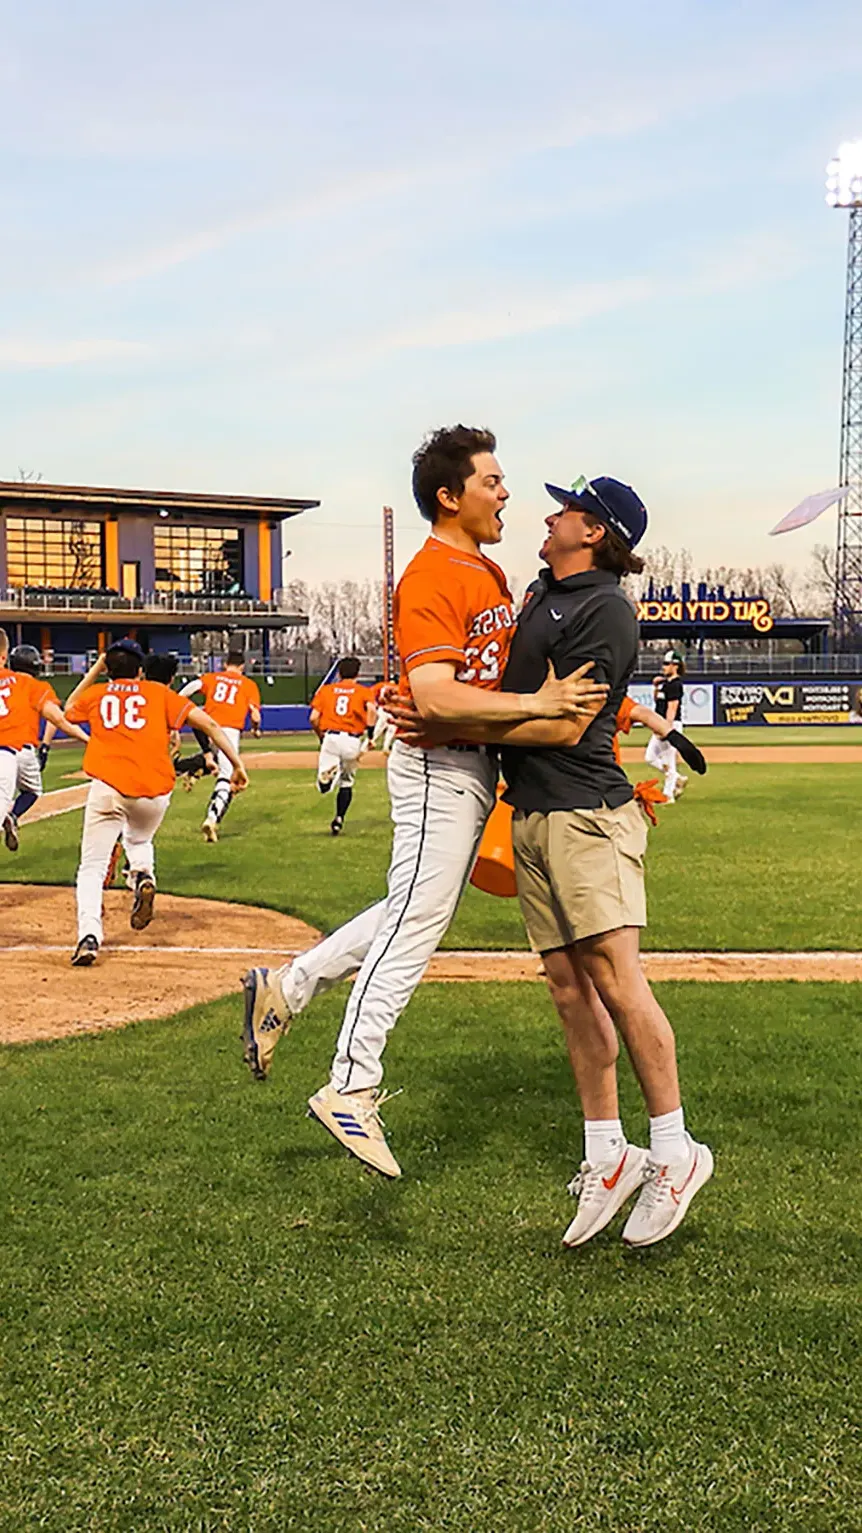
[827,141,862,647]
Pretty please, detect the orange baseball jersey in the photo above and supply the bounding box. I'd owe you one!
[199,670,261,730]
[394,537,516,690]
[311,680,372,736]
[66,680,193,798]
[612,694,636,765]
[0,668,54,751]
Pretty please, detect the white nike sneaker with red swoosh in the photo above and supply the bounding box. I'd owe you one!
[562,1144,649,1248]
[621,1134,714,1248]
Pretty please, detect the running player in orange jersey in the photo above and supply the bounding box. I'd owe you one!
[310,657,376,835]
[0,627,88,849]
[180,648,261,843]
[64,640,249,966]
[241,425,606,1178]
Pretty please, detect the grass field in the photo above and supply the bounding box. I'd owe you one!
[1,981,859,1530]
[13,755,862,950]
[3,742,861,1528]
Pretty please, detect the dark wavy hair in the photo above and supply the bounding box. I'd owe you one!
[412,425,497,523]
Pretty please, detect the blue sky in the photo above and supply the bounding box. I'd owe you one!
[2,0,862,590]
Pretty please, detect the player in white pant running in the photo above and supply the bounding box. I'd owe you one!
[180,649,261,843]
[1,629,87,847]
[241,426,607,1178]
[310,657,376,834]
[65,641,248,965]
[644,649,687,800]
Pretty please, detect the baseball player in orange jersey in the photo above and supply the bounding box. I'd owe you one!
[241,426,606,1177]
[0,627,88,848]
[65,640,249,966]
[2,644,59,851]
[310,656,376,834]
[180,648,261,843]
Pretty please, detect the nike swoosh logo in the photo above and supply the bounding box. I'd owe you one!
[671,1151,698,1204]
[602,1150,629,1190]
[550,609,563,620]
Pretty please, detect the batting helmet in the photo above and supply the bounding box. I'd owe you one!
[9,644,43,676]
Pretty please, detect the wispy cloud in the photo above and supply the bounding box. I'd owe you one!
[0,337,151,370]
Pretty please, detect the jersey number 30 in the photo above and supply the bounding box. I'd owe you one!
[100,694,146,730]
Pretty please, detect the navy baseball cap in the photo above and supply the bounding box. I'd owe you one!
[107,638,145,662]
[544,475,648,551]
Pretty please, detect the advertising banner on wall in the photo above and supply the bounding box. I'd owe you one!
[626,683,715,727]
[715,681,862,726]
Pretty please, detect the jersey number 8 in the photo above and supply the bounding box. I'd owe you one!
[100,693,146,730]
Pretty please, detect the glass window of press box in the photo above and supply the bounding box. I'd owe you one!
[6,517,106,589]
[153,525,244,596]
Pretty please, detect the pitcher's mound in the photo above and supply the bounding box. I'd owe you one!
[0,884,320,1045]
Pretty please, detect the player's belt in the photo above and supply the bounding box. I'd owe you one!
[444,744,494,756]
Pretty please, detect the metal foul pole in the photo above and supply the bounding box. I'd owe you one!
[382,505,396,681]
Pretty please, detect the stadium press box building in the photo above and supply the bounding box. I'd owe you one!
[0,478,318,669]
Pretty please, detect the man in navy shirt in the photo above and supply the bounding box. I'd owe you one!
[500,476,712,1250]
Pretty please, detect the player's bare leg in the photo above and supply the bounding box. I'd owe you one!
[542,946,648,1247]
[575,926,713,1247]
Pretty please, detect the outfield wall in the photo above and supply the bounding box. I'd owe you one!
[628,679,862,726]
[258,682,862,732]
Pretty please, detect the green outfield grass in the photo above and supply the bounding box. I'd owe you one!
[9,758,862,951]
[1,980,859,1530]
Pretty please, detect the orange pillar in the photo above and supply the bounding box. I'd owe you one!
[104,518,120,590]
[258,519,272,601]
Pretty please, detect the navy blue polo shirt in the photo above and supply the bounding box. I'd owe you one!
[500,567,639,812]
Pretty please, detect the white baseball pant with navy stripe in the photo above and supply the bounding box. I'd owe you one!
[281,741,496,1092]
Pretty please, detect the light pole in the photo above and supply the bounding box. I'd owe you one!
[827,141,862,647]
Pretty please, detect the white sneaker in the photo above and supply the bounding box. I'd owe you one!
[621,1134,714,1248]
[562,1144,649,1247]
[307,1083,402,1178]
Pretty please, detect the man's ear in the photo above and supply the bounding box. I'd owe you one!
[582,519,606,548]
[435,484,460,518]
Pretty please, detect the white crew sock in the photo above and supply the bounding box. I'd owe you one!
[649,1106,689,1165]
[584,1118,626,1166]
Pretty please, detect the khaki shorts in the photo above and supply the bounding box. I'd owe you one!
[511,799,647,953]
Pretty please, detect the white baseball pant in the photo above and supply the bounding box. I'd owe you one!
[15,743,43,798]
[76,778,171,943]
[0,747,18,823]
[280,740,496,1092]
[208,726,242,823]
[316,731,364,793]
[645,732,680,799]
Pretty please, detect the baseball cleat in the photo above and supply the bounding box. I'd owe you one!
[241,967,292,1081]
[562,1145,649,1248]
[673,775,688,800]
[130,872,156,930]
[330,815,344,836]
[202,816,219,843]
[71,935,100,967]
[622,1135,714,1248]
[103,838,124,888]
[317,763,338,791]
[3,813,19,852]
[307,1083,402,1178]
